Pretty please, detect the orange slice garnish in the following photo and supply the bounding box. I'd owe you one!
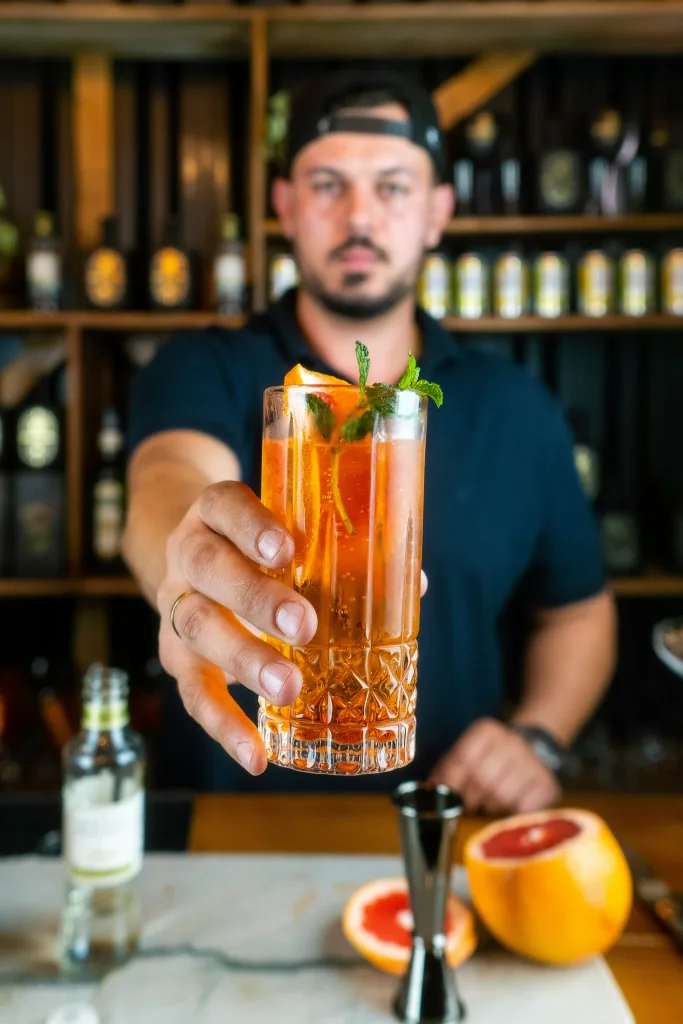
[284,364,349,388]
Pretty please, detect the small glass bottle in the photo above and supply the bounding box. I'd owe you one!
[533,250,570,318]
[27,210,62,312]
[661,246,683,315]
[269,251,298,302]
[418,252,452,319]
[493,243,529,319]
[453,251,490,319]
[92,409,125,571]
[59,665,145,975]
[619,248,656,316]
[577,246,615,317]
[214,213,246,316]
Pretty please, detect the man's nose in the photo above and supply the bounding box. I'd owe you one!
[345,182,377,235]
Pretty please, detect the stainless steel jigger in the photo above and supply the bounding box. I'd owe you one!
[391,781,466,1024]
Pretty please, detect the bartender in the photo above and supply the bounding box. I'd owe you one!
[124,70,616,812]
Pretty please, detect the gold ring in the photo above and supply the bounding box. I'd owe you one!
[170,591,194,639]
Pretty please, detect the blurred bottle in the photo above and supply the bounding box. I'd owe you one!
[269,251,298,302]
[149,215,195,311]
[84,217,128,311]
[59,665,145,975]
[26,211,62,312]
[418,253,451,319]
[92,408,125,572]
[213,213,246,316]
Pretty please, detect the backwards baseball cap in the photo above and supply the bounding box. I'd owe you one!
[282,69,446,181]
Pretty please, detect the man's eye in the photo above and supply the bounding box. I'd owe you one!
[313,181,341,196]
[379,183,408,199]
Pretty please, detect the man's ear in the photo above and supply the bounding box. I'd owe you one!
[424,183,454,251]
[272,177,295,241]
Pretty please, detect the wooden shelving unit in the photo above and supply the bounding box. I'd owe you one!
[266,214,683,238]
[2,1,683,607]
[441,315,683,333]
[0,311,245,332]
[2,3,683,59]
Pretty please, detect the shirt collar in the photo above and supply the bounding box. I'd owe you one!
[261,288,461,380]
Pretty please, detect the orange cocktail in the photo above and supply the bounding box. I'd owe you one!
[259,369,428,775]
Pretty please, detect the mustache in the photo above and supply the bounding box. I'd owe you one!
[328,237,389,263]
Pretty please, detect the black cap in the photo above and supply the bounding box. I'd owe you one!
[283,69,446,182]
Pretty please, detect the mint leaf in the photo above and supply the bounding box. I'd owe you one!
[367,383,398,417]
[413,379,444,408]
[397,351,419,391]
[305,393,335,440]
[355,341,370,400]
[341,408,377,443]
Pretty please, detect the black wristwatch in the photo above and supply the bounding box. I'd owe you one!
[510,724,568,776]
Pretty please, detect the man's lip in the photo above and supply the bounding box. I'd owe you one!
[337,247,380,267]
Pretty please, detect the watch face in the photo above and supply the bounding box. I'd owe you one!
[540,151,581,211]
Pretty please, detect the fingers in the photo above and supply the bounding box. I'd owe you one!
[196,481,295,569]
[164,589,303,706]
[171,525,317,646]
[159,636,267,775]
[429,719,561,816]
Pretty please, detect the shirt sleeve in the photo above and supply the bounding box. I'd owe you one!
[126,330,247,468]
[522,388,607,608]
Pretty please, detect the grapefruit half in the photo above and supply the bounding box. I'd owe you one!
[342,877,477,976]
[464,808,633,965]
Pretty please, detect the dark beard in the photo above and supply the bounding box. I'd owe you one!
[301,269,416,321]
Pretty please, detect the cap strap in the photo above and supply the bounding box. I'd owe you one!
[316,114,413,141]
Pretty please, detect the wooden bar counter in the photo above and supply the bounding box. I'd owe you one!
[189,792,683,1023]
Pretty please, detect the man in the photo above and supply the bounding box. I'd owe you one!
[124,70,616,812]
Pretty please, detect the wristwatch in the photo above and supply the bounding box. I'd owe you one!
[510,724,568,776]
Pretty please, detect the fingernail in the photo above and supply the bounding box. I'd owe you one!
[235,741,254,772]
[276,601,304,639]
[261,662,292,702]
[257,529,284,562]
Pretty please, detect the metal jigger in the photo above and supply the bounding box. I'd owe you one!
[391,781,466,1024]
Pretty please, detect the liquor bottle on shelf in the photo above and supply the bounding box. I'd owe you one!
[149,215,195,311]
[618,247,656,317]
[533,248,571,319]
[0,184,20,309]
[661,243,683,315]
[12,372,66,577]
[577,244,615,318]
[269,251,298,302]
[536,119,585,216]
[213,213,246,316]
[418,252,452,320]
[453,159,474,218]
[457,109,501,217]
[600,477,641,576]
[493,241,529,319]
[84,217,128,311]
[660,118,683,213]
[92,408,125,572]
[59,665,145,975]
[587,106,634,217]
[499,137,524,217]
[453,250,490,320]
[0,405,9,575]
[26,211,62,312]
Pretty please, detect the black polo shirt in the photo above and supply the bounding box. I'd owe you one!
[127,290,606,792]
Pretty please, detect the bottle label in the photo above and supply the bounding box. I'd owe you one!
[98,426,123,460]
[419,255,451,318]
[456,255,488,319]
[540,152,579,211]
[270,256,298,301]
[534,253,569,318]
[16,406,59,469]
[662,249,683,314]
[27,252,61,301]
[215,253,245,304]
[64,788,143,888]
[621,250,654,316]
[494,254,527,318]
[150,247,190,308]
[579,252,613,316]
[19,500,55,555]
[94,479,124,561]
[85,248,126,309]
[82,699,129,730]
